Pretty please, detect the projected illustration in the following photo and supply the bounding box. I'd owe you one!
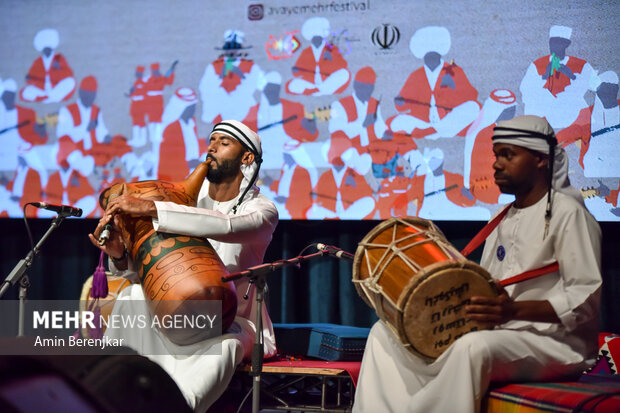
[199,30,263,124]
[0,2,618,221]
[389,26,480,140]
[285,17,351,96]
[20,28,76,104]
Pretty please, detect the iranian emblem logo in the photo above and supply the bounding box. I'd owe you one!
[371,24,400,50]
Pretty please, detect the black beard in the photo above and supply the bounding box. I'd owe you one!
[494,174,517,194]
[206,153,243,184]
[496,182,517,195]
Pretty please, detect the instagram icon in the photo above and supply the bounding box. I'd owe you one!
[248,4,264,20]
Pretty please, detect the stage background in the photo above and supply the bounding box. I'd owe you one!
[1,0,619,221]
[0,2,619,334]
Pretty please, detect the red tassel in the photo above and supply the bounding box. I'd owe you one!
[91,250,108,298]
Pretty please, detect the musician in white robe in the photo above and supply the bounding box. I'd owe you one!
[582,71,620,220]
[582,70,620,177]
[199,30,263,124]
[353,116,601,413]
[556,70,620,220]
[390,26,480,140]
[0,78,49,201]
[90,120,278,412]
[519,25,600,130]
[20,28,76,103]
[285,17,350,96]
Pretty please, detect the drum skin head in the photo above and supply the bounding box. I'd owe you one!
[400,261,495,361]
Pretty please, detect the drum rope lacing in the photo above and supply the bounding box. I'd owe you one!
[354,219,461,311]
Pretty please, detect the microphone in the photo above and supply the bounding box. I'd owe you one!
[316,243,355,261]
[31,202,83,217]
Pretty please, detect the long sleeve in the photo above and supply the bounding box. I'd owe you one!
[547,200,602,332]
[152,194,277,246]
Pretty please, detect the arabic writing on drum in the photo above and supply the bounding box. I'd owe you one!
[425,282,469,307]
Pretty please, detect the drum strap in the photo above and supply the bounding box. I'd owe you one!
[461,203,560,287]
[499,261,560,287]
[460,203,513,258]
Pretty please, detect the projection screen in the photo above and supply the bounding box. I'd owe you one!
[0,0,618,220]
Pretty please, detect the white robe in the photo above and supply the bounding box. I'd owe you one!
[520,56,598,130]
[56,100,109,150]
[353,191,602,413]
[106,182,278,412]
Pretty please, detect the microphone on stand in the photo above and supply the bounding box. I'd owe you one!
[30,202,83,217]
[316,243,355,261]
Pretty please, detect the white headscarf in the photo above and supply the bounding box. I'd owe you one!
[591,70,619,133]
[2,78,17,93]
[301,17,330,41]
[34,28,59,51]
[409,26,451,59]
[209,120,262,213]
[492,115,583,205]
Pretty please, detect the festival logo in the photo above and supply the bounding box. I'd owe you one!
[265,31,301,60]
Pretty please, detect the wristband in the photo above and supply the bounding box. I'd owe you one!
[111,249,128,264]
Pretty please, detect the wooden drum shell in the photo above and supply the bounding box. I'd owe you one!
[353,217,496,361]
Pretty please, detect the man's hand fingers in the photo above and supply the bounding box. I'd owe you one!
[469,296,498,305]
[93,214,115,238]
[105,199,125,217]
[466,301,502,324]
[88,233,100,249]
[466,303,499,313]
[103,194,154,218]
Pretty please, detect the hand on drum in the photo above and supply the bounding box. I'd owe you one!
[465,281,516,327]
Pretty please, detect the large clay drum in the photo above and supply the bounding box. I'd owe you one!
[98,161,237,345]
[352,217,497,361]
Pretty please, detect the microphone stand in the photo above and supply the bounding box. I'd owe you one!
[222,250,327,413]
[0,214,68,336]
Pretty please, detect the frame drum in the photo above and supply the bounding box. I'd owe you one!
[353,217,496,361]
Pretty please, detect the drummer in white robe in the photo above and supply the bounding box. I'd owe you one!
[90,120,278,412]
[353,115,601,413]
